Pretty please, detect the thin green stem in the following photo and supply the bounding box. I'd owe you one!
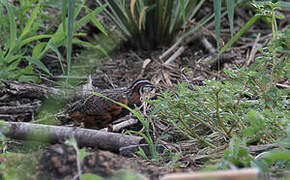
[215,89,231,138]
[182,105,225,136]
[177,113,216,149]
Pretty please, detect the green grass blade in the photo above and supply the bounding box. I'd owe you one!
[1,0,17,59]
[61,0,67,33]
[66,0,75,76]
[47,42,65,74]
[169,1,181,34]
[188,0,205,20]
[25,56,52,76]
[226,0,235,37]
[97,0,131,37]
[73,0,85,19]
[37,30,65,59]
[86,7,107,36]
[214,0,222,51]
[19,34,53,48]
[0,50,4,63]
[94,45,109,57]
[72,38,94,47]
[32,42,47,59]
[6,54,23,64]
[179,12,214,41]
[74,4,106,32]
[180,0,186,23]
[20,0,42,39]
[218,15,261,57]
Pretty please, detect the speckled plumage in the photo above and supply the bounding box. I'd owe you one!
[66,79,154,129]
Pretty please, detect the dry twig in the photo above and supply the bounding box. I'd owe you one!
[246,33,261,67]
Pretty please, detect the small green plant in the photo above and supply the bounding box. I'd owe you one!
[218,127,290,176]
[37,0,107,76]
[151,81,245,148]
[0,0,107,81]
[0,0,52,82]
[218,135,252,169]
[152,64,288,147]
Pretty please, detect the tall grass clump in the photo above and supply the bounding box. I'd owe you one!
[96,0,206,49]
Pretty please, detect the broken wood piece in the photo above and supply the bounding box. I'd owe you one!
[160,168,261,180]
[101,118,139,132]
[201,37,216,54]
[137,58,152,79]
[159,39,182,61]
[163,46,185,66]
[0,121,143,152]
[113,118,139,132]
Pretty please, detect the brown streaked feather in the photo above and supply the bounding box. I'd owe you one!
[67,79,154,129]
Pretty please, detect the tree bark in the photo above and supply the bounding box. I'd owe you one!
[0,121,143,152]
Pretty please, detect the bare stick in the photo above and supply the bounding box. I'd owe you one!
[113,118,139,132]
[137,58,152,79]
[0,121,143,152]
[201,37,216,54]
[159,39,182,61]
[163,46,185,66]
[246,33,261,67]
[101,118,139,132]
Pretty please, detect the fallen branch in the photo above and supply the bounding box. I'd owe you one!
[0,121,143,152]
[0,80,62,99]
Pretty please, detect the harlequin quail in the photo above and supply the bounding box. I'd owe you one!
[66,79,154,129]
